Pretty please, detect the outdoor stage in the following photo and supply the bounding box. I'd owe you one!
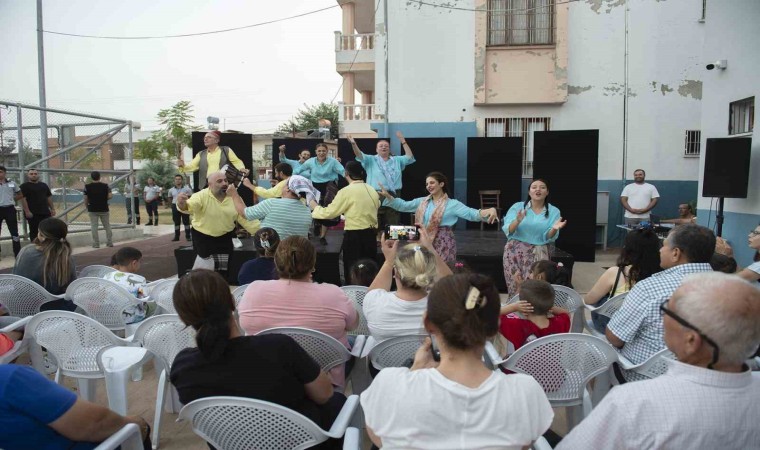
[174,229,575,291]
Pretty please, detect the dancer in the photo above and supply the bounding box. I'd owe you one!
[295,143,344,245]
[279,145,312,178]
[168,174,193,241]
[244,163,291,200]
[177,130,247,190]
[502,179,566,298]
[379,172,499,263]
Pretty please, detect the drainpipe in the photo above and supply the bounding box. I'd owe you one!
[383,0,390,139]
[621,0,629,183]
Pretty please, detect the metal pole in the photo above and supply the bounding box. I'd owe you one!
[16,106,28,240]
[37,0,50,185]
[128,123,135,229]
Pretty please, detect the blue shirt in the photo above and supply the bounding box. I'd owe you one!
[501,201,561,245]
[281,156,311,179]
[238,257,277,284]
[0,365,96,450]
[385,196,482,227]
[359,154,415,191]
[294,157,344,183]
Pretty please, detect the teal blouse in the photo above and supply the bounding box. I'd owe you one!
[385,196,482,227]
[501,201,561,245]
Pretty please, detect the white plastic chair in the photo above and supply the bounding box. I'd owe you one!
[0,274,65,317]
[498,333,619,431]
[66,277,148,335]
[0,316,32,364]
[231,283,249,308]
[256,327,361,370]
[367,334,427,370]
[618,348,674,379]
[26,310,132,402]
[79,264,117,278]
[149,279,179,314]
[340,285,370,336]
[584,292,628,338]
[178,395,359,450]
[94,423,144,450]
[504,285,584,332]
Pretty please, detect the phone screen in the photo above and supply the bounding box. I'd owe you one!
[384,225,420,241]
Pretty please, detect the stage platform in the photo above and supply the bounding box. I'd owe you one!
[174,229,575,291]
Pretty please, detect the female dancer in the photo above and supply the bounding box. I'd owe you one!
[295,143,344,245]
[502,179,566,297]
[378,172,499,263]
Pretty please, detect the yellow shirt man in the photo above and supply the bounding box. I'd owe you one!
[254,179,287,200]
[180,188,259,236]
[312,181,380,230]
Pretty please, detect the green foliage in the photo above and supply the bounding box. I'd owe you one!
[138,159,178,192]
[275,103,339,138]
[137,100,199,160]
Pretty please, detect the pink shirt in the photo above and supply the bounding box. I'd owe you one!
[238,279,359,386]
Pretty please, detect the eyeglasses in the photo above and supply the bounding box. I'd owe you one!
[750,230,760,237]
[660,302,720,369]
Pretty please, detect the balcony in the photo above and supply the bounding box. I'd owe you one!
[338,103,377,136]
[334,32,375,66]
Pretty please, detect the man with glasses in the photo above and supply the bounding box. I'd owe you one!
[605,223,715,381]
[559,273,760,449]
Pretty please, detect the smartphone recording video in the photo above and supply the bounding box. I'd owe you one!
[385,225,420,241]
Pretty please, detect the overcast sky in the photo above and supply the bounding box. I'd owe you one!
[0,0,343,134]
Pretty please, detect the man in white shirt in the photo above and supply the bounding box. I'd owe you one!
[620,169,659,226]
[559,272,760,449]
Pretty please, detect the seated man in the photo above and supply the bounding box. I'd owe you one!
[104,246,156,324]
[661,203,696,225]
[606,224,715,381]
[0,364,150,450]
[559,272,760,449]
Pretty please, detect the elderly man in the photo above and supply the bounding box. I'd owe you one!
[662,203,696,225]
[177,130,247,190]
[176,171,259,272]
[606,224,715,381]
[559,272,760,449]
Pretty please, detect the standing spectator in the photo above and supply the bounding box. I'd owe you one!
[620,169,659,226]
[168,174,192,241]
[83,171,112,249]
[143,177,161,226]
[19,168,55,242]
[0,166,22,258]
[123,174,140,225]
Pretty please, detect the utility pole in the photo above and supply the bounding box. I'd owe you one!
[37,0,50,183]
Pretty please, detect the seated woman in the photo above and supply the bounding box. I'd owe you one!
[738,223,760,283]
[583,227,661,332]
[361,273,554,449]
[170,269,346,441]
[237,227,280,284]
[13,217,77,311]
[363,228,451,343]
[237,236,358,387]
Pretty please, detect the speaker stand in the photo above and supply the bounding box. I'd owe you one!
[716,197,725,237]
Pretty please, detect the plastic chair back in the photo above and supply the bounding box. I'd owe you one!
[502,333,618,406]
[178,396,329,450]
[133,314,196,372]
[79,265,117,278]
[584,293,628,337]
[0,274,59,317]
[150,279,179,314]
[551,285,585,332]
[340,285,369,336]
[67,278,143,331]
[632,348,675,379]
[256,327,350,372]
[368,334,427,370]
[231,284,249,308]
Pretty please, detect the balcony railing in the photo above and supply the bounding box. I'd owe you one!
[334,32,375,51]
[338,103,376,121]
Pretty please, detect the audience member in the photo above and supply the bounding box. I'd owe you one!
[14,217,76,311]
[499,280,570,353]
[526,259,573,288]
[363,228,451,343]
[19,168,55,242]
[168,174,192,241]
[661,203,696,225]
[502,179,566,298]
[606,224,715,381]
[169,269,345,448]
[124,174,141,225]
[83,171,113,249]
[347,258,379,287]
[104,247,156,324]
[237,228,280,284]
[237,236,358,386]
[585,227,662,332]
[710,253,737,274]
[0,323,22,356]
[737,222,760,283]
[620,169,659,226]
[0,364,149,450]
[559,273,760,449]
[361,273,554,449]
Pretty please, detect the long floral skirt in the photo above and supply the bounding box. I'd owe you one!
[502,239,552,298]
[433,227,456,264]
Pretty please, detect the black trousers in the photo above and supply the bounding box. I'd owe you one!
[145,200,159,220]
[125,197,140,224]
[171,204,190,230]
[341,228,377,284]
[28,213,51,242]
[0,205,20,256]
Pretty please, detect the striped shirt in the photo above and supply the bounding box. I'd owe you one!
[243,198,312,240]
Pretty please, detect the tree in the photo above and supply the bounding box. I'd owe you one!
[275,103,339,138]
[138,159,176,201]
[136,101,199,160]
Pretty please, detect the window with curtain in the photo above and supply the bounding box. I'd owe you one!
[488,0,555,46]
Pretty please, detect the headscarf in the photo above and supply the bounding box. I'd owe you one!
[287,175,320,204]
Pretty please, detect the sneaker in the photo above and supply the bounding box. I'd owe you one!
[92,244,100,249]
[172,237,180,242]
[320,237,328,246]
[186,235,192,241]
[106,243,113,247]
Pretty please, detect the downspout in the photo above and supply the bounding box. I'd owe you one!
[621,0,629,182]
[383,0,390,138]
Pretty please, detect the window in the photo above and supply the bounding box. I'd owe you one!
[684,130,701,157]
[63,151,71,162]
[488,0,555,46]
[485,117,551,177]
[729,97,754,135]
[264,144,273,152]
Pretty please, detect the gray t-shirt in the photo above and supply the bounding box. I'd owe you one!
[13,245,76,295]
[168,186,193,205]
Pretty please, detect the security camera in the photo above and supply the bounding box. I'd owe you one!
[706,60,727,70]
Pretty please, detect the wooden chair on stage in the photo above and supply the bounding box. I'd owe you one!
[479,190,501,230]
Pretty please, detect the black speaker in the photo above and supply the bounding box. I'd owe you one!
[702,138,751,198]
[191,132,254,205]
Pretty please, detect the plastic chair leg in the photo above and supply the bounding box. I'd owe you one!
[152,370,167,450]
[78,378,98,402]
[105,366,131,415]
[591,369,612,406]
[167,385,182,413]
[29,341,46,375]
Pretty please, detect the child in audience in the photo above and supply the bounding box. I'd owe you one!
[527,260,573,288]
[499,280,571,352]
[104,246,156,323]
[238,227,280,284]
[0,323,22,357]
[347,258,379,287]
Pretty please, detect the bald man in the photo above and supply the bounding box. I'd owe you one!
[177,171,259,272]
[560,272,760,449]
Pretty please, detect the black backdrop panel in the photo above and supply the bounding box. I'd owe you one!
[271,138,326,168]
[191,132,254,206]
[533,130,599,262]
[466,138,523,229]
[702,137,751,198]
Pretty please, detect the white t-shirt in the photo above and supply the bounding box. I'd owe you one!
[362,289,427,342]
[621,182,660,219]
[144,185,162,202]
[747,261,760,275]
[361,367,554,450]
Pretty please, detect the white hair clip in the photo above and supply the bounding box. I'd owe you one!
[465,286,485,310]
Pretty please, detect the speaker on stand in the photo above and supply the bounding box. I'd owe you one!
[702,137,751,237]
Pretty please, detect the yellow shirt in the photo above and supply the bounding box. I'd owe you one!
[180,188,260,236]
[180,146,245,174]
[254,179,286,199]
[312,181,380,230]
